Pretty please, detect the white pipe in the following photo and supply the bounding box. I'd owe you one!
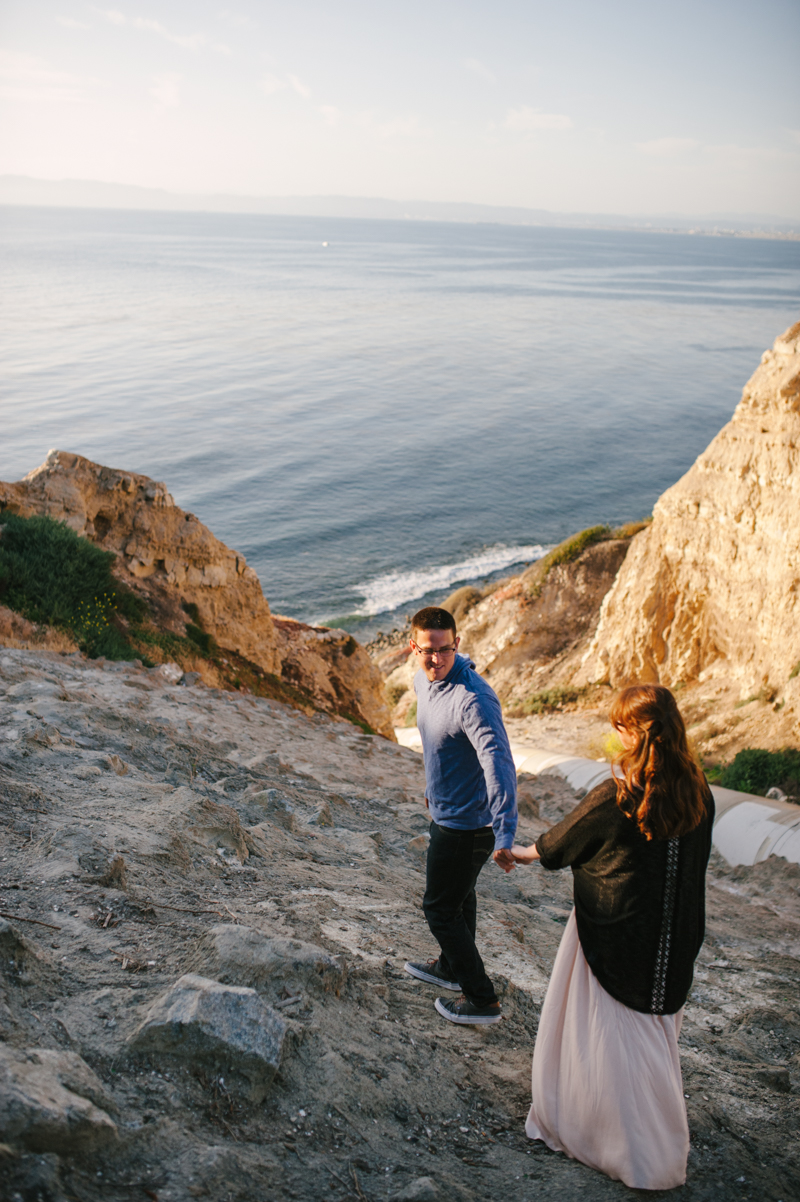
[394,729,800,867]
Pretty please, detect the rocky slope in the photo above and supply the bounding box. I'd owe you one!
[0,647,798,1202]
[0,452,394,739]
[582,321,800,709]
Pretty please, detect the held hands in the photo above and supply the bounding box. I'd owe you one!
[492,848,516,874]
[510,843,540,865]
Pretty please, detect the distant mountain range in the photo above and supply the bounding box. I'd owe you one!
[1,174,798,237]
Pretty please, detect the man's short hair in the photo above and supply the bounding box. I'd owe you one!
[411,606,456,636]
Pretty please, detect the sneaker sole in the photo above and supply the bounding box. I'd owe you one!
[434,997,502,1025]
[404,961,460,991]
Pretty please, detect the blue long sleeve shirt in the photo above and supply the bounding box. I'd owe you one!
[414,654,518,849]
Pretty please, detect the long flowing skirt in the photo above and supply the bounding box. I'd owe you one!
[526,912,689,1190]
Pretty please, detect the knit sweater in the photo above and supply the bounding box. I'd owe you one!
[414,653,518,849]
[535,777,714,1014]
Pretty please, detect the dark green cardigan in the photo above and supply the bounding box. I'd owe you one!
[536,777,714,1014]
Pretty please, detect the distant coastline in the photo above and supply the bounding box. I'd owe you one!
[1,174,798,241]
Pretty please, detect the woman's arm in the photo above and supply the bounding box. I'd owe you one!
[511,843,541,865]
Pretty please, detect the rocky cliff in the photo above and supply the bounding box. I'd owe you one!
[456,534,633,709]
[582,321,800,716]
[381,531,636,721]
[0,451,394,739]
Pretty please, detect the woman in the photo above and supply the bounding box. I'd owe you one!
[511,684,714,1190]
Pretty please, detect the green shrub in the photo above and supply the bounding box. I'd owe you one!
[718,748,800,798]
[181,600,201,624]
[404,699,418,727]
[0,511,143,658]
[611,518,652,540]
[185,623,215,654]
[520,685,583,715]
[525,526,611,599]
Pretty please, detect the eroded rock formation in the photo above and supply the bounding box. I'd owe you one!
[0,450,281,673]
[457,537,632,707]
[0,451,395,738]
[582,321,800,713]
[380,536,632,718]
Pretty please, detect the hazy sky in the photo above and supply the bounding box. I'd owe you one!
[1,0,799,216]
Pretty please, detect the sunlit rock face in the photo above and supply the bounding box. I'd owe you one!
[0,452,396,737]
[582,321,800,706]
[0,450,282,674]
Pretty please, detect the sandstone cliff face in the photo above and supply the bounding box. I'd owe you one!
[0,450,282,674]
[272,616,395,737]
[582,321,800,711]
[0,451,395,739]
[381,537,631,718]
[457,538,631,707]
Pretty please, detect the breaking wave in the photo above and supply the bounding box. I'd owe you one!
[354,544,547,616]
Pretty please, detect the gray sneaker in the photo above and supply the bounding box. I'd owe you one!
[404,959,460,991]
[434,995,502,1025]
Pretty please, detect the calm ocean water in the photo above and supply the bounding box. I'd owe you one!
[1,206,798,637]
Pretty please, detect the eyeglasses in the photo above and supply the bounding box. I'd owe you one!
[412,641,458,661]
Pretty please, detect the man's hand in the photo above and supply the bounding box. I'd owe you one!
[493,847,516,874]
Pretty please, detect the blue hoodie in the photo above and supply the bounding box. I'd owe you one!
[414,653,518,849]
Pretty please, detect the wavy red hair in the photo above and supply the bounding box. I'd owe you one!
[609,684,707,841]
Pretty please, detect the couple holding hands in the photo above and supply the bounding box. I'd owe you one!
[402,607,713,1192]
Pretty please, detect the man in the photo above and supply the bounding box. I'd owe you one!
[404,606,517,1025]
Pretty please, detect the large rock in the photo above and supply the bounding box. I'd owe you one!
[0,1046,118,1153]
[273,615,395,738]
[129,973,287,1100]
[582,322,800,707]
[0,450,281,673]
[186,925,346,998]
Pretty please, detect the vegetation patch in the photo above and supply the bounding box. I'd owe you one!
[517,685,585,716]
[524,526,610,599]
[523,518,651,601]
[0,511,144,659]
[718,748,800,800]
[610,518,652,540]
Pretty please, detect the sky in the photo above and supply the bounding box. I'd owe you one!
[1,0,799,217]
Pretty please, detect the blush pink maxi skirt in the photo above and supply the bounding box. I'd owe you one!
[526,912,690,1191]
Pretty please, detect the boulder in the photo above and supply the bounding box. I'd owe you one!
[129,973,287,1101]
[582,321,800,701]
[0,1046,117,1153]
[185,926,346,998]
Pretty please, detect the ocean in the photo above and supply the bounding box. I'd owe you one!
[1,205,798,639]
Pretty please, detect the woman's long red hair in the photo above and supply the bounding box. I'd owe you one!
[609,684,707,840]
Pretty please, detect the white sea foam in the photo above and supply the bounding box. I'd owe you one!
[354,544,547,616]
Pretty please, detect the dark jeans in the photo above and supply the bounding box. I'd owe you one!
[422,820,497,1007]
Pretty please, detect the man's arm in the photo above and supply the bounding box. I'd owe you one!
[461,694,518,853]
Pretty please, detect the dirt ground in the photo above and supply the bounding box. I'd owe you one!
[1,648,798,1202]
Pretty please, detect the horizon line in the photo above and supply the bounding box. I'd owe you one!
[1,174,799,236]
